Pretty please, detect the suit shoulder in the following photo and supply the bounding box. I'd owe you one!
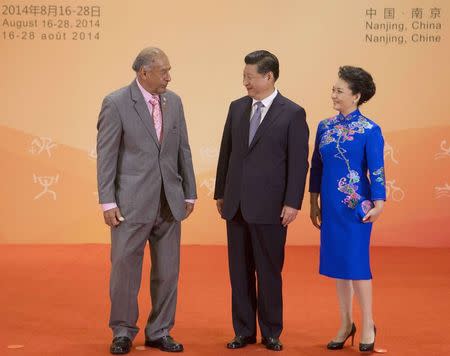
[230,95,251,107]
[278,96,306,119]
[281,96,304,110]
[164,89,182,102]
[103,85,129,102]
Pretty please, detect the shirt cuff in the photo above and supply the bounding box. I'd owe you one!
[185,199,196,204]
[102,203,117,211]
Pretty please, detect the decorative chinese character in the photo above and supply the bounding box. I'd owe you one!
[434,140,450,159]
[435,183,450,199]
[411,8,423,19]
[430,7,441,19]
[29,5,41,16]
[200,178,215,197]
[384,8,395,20]
[199,146,219,160]
[48,5,57,17]
[386,180,405,202]
[366,8,377,19]
[30,136,57,157]
[33,174,59,200]
[384,142,399,164]
[91,6,101,17]
[89,147,97,160]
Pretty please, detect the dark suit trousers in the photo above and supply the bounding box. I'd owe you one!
[226,209,287,339]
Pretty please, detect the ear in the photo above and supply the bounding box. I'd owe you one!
[137,67,145,80]
[354,93,361,104]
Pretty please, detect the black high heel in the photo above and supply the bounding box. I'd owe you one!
[359,325,376,352]
[327,323,356,350]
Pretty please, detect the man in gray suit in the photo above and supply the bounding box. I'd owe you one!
[97,47,197,354]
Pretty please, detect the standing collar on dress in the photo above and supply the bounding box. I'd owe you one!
[337,108,361,121]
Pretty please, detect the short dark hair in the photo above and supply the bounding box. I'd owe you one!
[338,66,376,106]
[245,50,279,81]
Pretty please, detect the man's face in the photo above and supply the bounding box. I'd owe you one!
[243,64,271,100]
[140,55,171,94]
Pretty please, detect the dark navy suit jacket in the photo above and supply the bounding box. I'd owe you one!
[214,92,309,224]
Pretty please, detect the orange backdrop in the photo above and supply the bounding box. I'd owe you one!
[1,0,449,246]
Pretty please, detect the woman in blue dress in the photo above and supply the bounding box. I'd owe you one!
[309,66,386,352]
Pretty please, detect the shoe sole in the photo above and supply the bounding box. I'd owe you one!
[145,342,184,352]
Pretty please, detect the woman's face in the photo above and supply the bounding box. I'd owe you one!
[331,78,360,114]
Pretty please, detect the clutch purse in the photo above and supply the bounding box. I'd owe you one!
[356,199,374,221]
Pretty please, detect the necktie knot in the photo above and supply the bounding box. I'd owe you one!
[149,95,160,106]
[249,101,264,146]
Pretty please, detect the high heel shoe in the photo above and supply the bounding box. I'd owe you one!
[327,323,356,350]
[359,325,376,352]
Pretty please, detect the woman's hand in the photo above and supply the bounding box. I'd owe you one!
[362,200,384,223]
[310,193,321,230]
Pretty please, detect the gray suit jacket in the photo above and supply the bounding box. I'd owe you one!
[97,80,197,223]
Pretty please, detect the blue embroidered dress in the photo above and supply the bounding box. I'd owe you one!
[309,109,386,280]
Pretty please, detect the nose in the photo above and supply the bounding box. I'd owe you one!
[166,73,171,82]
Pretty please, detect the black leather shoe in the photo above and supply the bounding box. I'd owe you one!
[110,336,132,354]
[327,322,357,350]
[145,335,184,352]
[226,335,257,349]
[261,337,283,351]
[359,325,376,352]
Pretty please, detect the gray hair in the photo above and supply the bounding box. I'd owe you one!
[132,47,166,72]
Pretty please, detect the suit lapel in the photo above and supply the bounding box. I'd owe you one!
[239,97,253,152]
[130,81,160,149]
[248,93,285,152]
[160,93,172,152]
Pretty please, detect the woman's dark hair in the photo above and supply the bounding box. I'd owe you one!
[245,50,279,81]
[338,66,376,106]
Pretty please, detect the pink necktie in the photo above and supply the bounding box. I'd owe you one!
[149,95,163,142]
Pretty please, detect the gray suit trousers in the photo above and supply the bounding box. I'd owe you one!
[109,192,181,341]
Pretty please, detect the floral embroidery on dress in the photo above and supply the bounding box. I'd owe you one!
[338,170,361,208]
[319,115,372,149]
[372,167,385,186]
[319,112,377,209]
[349,117,373,133]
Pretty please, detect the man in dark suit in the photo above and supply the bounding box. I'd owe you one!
[214,50,309,351]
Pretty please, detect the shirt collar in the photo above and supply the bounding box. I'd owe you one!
[136,78,155,103]
[252,88,278,108]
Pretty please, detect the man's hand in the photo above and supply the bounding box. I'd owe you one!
[280,205,298,227]
[185,202,195,219]
[103,207,124,227]
[216,199,224,215]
